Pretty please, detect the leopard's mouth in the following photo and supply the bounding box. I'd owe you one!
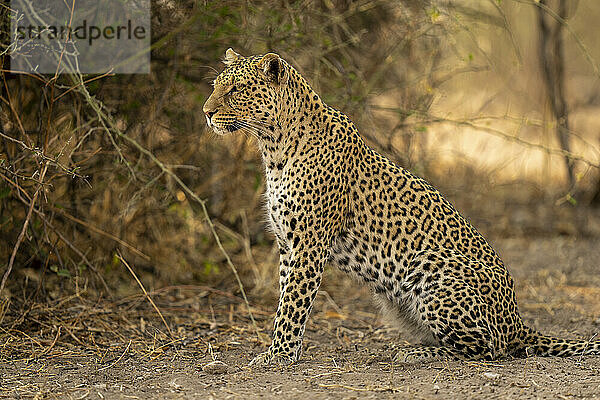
[208,123,239,136]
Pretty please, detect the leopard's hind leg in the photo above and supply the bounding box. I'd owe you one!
[376,293,456,362]
[411,250,512,360]
[383,249,512,361]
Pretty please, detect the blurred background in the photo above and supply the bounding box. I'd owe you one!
[1,0,600,308]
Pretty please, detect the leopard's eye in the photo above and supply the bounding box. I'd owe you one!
[227,85,237,95]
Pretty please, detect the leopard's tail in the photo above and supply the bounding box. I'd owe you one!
[517,325,600,357]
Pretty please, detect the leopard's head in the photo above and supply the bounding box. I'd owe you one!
[203,48,290,139]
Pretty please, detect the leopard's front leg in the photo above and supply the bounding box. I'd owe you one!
[250,243,327,366]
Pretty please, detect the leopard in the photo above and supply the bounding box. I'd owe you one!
[202,48,600,365]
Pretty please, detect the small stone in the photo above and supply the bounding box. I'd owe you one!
[483,372,499,380]
[202,360,228,374]
[169,379,183,391]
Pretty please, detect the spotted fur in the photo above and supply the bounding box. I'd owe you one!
[203,48,600,365]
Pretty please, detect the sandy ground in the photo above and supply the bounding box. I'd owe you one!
[2,236,600,399]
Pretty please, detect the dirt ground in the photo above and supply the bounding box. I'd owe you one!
[2,235,600,399]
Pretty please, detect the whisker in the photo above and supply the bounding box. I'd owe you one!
[231,121,263,140]
[199,65,219,75]
[235,120,273,141]
[227,101,278,141]
[240,117,270,128]
[239,120,274,135]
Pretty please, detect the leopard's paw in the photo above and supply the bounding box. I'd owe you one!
[248,349,296,367]
[248,351,272,367]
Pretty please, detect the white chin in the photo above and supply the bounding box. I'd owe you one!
[210,126,228,135]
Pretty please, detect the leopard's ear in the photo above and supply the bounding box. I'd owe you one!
[223,48,242,65]
[257,53,288,86]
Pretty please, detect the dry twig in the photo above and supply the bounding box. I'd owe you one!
[0,162,48,296]
[116,252,174,338]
